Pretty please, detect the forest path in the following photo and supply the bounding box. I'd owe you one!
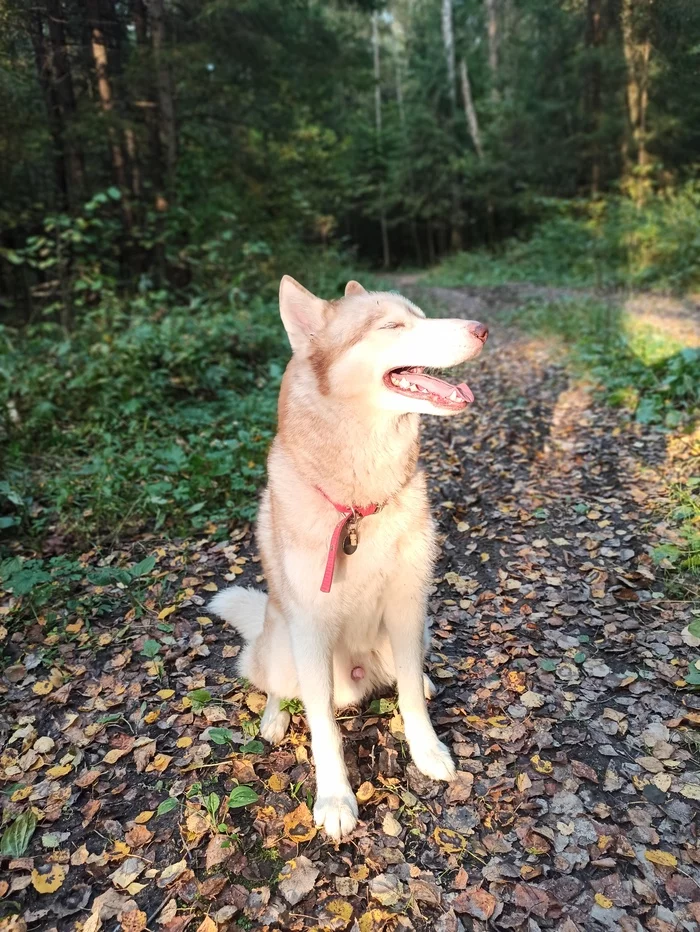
[390,274,700,350]
[2,284,699,932]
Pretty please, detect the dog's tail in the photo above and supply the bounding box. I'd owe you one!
[209,586,266,643]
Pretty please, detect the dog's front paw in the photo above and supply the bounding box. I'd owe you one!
[259,702,291,745]
[314,789,358,841]
[410,737,457,782]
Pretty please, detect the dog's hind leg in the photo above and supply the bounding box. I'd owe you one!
[260,695,291,745]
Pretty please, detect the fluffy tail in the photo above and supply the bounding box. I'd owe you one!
[209,586,267,643]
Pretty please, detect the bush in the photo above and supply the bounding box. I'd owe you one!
[427,185,700,291]
[0,292,288,544]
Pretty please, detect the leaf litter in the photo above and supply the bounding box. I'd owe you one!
[1,285,699,930]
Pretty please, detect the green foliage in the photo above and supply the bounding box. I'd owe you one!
[0,811,37,857]
[227,785,259,809]
[427,189,700,291]
[0,291,288,544]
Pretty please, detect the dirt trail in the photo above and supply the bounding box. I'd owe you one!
[2,285,699,932]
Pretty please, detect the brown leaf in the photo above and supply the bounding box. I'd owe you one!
[452,886,496,920]
[124,825,153,848]
[513,883,549,918]
[120,910,148,932]
[444,771,474,804]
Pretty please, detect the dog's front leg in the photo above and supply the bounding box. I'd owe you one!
[288,616,358,840]
[384,591,456,783]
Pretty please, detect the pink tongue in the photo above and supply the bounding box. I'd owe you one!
[456,382,474,403]
[408,373,474,403]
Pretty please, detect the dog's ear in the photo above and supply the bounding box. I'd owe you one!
[345,280,367,297]
[279,276,326,353]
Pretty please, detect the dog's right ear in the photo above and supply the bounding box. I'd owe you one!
[345,280,367,297]
[279,276,326,353]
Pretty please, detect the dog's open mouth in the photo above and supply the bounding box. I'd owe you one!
[383,366,474,409]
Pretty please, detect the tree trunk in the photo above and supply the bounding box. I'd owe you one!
[621,0,653,179]
[441,0,457,111]
[44,0,85,207]
[460,58,483,159]
[586,0,604,195]
[86,0,132,224]
[27,9,68,206]
[372,12,390,269]
[147,0,177,197]
[441,0,462,251]
[484,0,499,99]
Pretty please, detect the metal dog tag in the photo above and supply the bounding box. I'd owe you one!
[343,520,358,555]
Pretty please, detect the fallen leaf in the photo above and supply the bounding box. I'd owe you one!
[120,910,148,932]
[278,856,319,905]
[31,864,66,894]
[645,849,677,868]
[158,859,188,888]
[283,803,317,843]
[594,893,613,909]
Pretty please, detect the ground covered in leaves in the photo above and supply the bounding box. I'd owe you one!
[2,285,700,932]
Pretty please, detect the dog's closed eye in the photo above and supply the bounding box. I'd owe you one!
[380,321,405,330]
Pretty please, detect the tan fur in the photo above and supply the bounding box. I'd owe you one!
[210,276,487,840]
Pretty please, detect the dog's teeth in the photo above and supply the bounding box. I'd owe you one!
[391,376,400,386]
[419,387,428,393]
[399,378,410,389]
[449,390,460,401]
[409,384,417,392]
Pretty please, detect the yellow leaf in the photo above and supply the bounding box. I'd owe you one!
[148,754,171,773]
[11,786,33,802]
[202,583,218,592]
[680,783,700,801]
[245,692,267,714]
[196,616,212,626]
[65,621,83,634]
[177,736,193,749]
[268,773,288,793]
[157,689,175,700]
[134,810,154,824]
[46,764,72,779]
[31,864,66,894]
[594,894,613,909]
[350,864,369,881]
[326,899,353,921]
[283,802,317,843]
[530,754,553,775]
[104,748,130,764]
[157,605,177,620]
[144,710,160,725]
[32,680,53,696]
[433,827,466,854]
[645,849,678,868]
[358,909,393,932]
[356,782,375,804]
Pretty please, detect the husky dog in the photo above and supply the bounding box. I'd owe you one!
[211,277,487,840]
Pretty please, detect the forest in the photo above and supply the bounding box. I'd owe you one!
[2,0,700,313]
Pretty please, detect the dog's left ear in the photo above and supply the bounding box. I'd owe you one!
[345,280,367,297]
[279,275,327,353]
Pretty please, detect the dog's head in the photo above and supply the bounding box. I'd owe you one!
[279,276,487,417]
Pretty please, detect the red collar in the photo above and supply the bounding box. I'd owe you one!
[316,487,382,592]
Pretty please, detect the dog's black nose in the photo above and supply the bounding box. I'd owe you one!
[469,322,488,342]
